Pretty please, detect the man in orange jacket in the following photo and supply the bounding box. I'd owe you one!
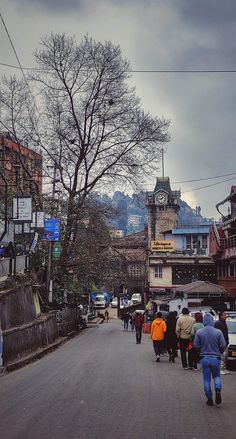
[151,312,167,362]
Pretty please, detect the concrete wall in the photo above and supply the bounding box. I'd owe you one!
[0,285,58,364]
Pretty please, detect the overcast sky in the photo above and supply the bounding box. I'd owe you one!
[1,0,236,219]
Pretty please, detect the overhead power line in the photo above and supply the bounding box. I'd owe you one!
[182,176,236,193]
[172,172,236,184]
[1,60,236,73]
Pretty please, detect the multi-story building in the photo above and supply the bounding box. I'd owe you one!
[209,185,236,308]
[0,133,43,242]
[146,177,216,299]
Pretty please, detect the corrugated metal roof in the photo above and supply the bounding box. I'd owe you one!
[172,227,210,235]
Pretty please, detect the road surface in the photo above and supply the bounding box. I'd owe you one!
[0,317,235,439]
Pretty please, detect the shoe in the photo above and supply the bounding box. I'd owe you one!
[215,390,222,405]
[224,370,230,374]
[156,356,160,362]
[171,358,175,363]
[220,370,226,375]
[206,397,214,406]
[169,356,172,362]
[193,367,198,371]
[183,367,188,370]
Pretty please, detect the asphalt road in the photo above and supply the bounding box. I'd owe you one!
[0,317,235,439]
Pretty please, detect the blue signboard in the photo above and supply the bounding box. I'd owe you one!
[43,219,61,242]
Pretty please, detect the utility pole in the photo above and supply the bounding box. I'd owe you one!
[161,148,165,178]
[46,163,58,306]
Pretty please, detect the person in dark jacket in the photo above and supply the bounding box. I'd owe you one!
[189,312,204,370]
[194,313,226,406]
[214,311,230,374]
[165,311,178,362]
[214,312,229,344]
[133,311,144,344]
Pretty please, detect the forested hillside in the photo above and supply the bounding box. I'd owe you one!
[94,191,212,235]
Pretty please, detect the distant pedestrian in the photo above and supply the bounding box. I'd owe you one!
[194,313,226,406]
[130,313,135,331]
[97,312,105,324]
[105,309,109,322]
[123,312,130,331]
[151,312,167,362]
[165,311,178,363]
[189,312,204,370]
[214,311,230,375]
[175,307,195,369]
[133,311,144,344]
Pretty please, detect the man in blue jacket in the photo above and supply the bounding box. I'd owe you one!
[194,313,226,406]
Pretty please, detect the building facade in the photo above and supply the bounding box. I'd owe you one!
[209,185,236,307]
[146,177,216,298]
[0,133,43,243]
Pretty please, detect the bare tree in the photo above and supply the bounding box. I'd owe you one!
[0,33,170,260]
[33,34,170,253]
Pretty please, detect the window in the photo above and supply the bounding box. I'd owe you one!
[202,235,208,249]
[128,264,143,277]
[155,265,163,278]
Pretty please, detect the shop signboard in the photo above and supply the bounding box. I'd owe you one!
[151,240,174,252]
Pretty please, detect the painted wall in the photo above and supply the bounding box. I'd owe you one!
[149,265,172,287]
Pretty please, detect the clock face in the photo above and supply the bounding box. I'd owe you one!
[156,191,167,205]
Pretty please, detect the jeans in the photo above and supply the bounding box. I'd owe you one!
[200,356,221,398]
[153,340,163,357]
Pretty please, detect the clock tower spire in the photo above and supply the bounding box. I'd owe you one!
[146,177,181,246]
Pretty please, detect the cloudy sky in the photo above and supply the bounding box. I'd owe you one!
[1,0,236,219]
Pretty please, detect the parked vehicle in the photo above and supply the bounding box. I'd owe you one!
[131,293,142,304]
[226,319,236,368]
[94,294,107,309]
[111,297,118,308]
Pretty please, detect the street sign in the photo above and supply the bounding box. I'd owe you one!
[52,242,61,260]
[43,218,60,242]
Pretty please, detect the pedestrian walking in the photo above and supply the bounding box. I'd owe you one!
[122,312,130,331]
[189,312,204,370]
[194,313,226,406]
[214,311,230,375]
[133,311,144,344]
[151,312,167,362]
[175,307,195,369]
[165,311,178,363]
[105,309,109,322]
[130,313,135,331]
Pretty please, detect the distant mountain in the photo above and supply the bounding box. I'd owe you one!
[93,191,212,235]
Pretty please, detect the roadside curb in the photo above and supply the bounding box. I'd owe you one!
[4,336,68,373]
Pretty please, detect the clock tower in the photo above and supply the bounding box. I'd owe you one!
[146,177,181,246]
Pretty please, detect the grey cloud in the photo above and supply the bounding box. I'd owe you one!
[174,0,236,27]
[12,0,84,12]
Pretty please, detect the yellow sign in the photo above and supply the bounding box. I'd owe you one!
[151,240,174,252]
